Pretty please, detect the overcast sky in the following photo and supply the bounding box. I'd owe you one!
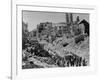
[23,11,89,31]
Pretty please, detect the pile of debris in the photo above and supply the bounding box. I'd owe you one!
[22,33,89,69]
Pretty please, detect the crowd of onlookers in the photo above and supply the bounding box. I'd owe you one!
[64,53,87,67]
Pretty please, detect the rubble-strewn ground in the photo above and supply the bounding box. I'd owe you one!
[22,33,89,69]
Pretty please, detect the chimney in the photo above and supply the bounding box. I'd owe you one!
[70,13,73,24]
[66,13,73,24]
[66,13,69,24]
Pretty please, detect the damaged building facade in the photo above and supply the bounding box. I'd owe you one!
[29,13,88,41]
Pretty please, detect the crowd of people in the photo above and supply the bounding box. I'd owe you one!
[64,53,87,67]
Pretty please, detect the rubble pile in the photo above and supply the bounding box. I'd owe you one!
[22,20,89,69]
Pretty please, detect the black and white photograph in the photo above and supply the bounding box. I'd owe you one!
[22,11,89,69]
